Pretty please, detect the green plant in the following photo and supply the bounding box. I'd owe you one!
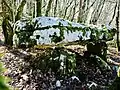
[0,51,11,90]
[0,60,10,90]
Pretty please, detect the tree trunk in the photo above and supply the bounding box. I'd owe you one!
[77,0,83,23]
[15,0,26,21]
[116,0,120,51]
[91,0,105,25]
[54,0,58,17]
[2,18,8,45]
[109,1,117,25]
[45,0,53,16]
[36,0,42,17]
[63,1,73,19]
[1,0,7,45]
[71,0,77,21]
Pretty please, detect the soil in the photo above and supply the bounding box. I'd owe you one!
[0,31,120,90]
[0,44,120,90]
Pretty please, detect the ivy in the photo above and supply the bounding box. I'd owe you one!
[14,17,116,47]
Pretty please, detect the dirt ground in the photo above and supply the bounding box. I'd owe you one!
[0,32,120,89]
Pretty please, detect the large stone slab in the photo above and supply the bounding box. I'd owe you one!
[14,16,116,45]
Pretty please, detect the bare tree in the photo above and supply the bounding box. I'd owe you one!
[71,0,77,21]
[77,0,83,23]
[116,0,120,51]
[109,0,117,25]
[90,0,106,25]
[36,0,42,17]
[45,0,53,16]
[1,0,26,46]
[53,0,58,17]
[15,0,26,20]
[63,0,73,19]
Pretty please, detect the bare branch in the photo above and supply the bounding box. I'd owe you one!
[109,1,117,25]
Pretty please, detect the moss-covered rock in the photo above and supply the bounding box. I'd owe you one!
[14,17,116,47]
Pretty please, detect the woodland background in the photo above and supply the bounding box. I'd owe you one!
[0,0,120,90]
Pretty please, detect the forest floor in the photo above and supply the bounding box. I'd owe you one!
[0,44,120,90]
[0,31,120,89]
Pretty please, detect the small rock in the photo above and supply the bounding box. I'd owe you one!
[71,76,80,82]
[21,74,29,81]
[56,80,61,87]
